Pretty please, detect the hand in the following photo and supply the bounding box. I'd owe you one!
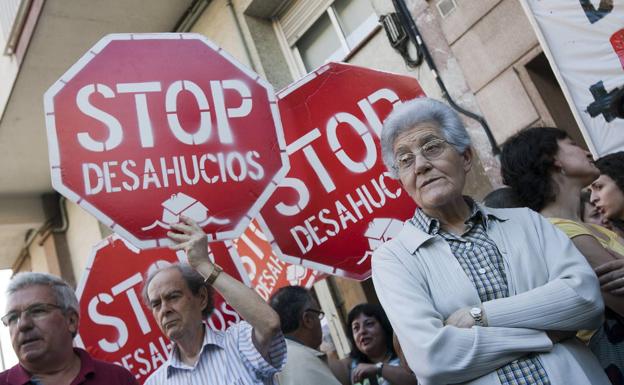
[167,216,211,270]
[351,363,378,383]
[595,259,624,295]
[546,330,575,343]
[445,306,487,328]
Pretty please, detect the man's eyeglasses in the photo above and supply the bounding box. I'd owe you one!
[304,308,325,320]
[394,138,452,174]
[1,303,64,327]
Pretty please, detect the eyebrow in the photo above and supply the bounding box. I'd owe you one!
[149,289,183,305]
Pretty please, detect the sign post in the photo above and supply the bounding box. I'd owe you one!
[44,33,289,248]
[257,63,423,280]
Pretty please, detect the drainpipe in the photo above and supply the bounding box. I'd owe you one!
[226,0,258,72]
[393,0,501,156]
[174,0,211,32]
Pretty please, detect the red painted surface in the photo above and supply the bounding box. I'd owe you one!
[45,34,288,248]
[258,63,423,280]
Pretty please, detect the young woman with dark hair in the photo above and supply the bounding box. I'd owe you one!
[593,152,624,235]
[501,127,624,384]
[330,303,417,385]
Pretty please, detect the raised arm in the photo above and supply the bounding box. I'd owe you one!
[482,211,604,331]
[372,245,553,384]
[168,216,282,361]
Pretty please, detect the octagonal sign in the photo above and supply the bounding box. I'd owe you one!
[44,33,289,248]
[257,63,422,280]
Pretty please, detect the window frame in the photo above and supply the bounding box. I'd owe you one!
[273,0,380,79]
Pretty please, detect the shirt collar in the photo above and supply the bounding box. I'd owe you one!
[6,348,91,385]
[401,198,508,253]
[167,323,225,375]
[284,337,326,358]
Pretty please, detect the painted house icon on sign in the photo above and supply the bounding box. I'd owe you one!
[162,193,210,225]
[357,218,404,265]
[142,192,230,231]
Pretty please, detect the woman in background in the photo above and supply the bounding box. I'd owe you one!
[501,127,624,384]
[331,303,417,385]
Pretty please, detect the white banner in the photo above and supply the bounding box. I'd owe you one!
[520,0,624,156]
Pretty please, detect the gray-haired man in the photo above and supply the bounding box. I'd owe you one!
[141,216,286,384]
[0,272,138,385]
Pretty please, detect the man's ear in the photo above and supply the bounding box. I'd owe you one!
[301,311,314,330]
[67,309,79,336]
[462,146,473,173]
[198,286,209,313]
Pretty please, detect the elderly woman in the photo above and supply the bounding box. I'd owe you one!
[372,97,609,385]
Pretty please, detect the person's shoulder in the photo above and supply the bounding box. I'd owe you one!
[285,338,319,358]
[0,363,26,384]
[483,205,532,219]
[143,363,168,385]
[485,206,550,228]
[548,218,591,238]
[90,356,138,384]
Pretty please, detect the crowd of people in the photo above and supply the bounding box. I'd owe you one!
[2,97,624,384]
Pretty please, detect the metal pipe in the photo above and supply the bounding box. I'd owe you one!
[226,0,258,72]
[392,0,500,155]
[174,0,210,33]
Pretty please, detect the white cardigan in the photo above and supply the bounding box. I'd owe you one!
[372,206,609,385]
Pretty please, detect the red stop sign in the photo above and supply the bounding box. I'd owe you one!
[232,219,321,301]
[44,34,289,248]
[257,63,423,280]
[75,235,247,383]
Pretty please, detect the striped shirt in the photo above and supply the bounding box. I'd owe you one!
[144,321,286,385]
[412,200,550,385]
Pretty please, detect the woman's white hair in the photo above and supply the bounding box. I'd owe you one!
[381,97,471,178]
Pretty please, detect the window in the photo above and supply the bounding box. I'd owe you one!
[0,0,28,55]
[275,0,378,77]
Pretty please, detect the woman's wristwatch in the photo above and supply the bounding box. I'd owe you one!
[375,362,384,377]
[470,307,484,326]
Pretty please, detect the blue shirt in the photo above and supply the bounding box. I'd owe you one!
[144,322,286,385]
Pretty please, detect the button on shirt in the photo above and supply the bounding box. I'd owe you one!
[411,200,550,385]
[144,321,286,385]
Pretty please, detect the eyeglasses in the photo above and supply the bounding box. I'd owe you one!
[304,308,325,320]
[394,138,451,174]
[1,303,64,327]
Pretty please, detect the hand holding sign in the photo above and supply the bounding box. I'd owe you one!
[167,216,212,271]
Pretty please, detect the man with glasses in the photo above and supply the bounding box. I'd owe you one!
[269,286,341,385]
[0,272,137,385]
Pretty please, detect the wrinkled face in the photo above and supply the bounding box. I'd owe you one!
[6,285,76,365]
[147,268,207,342]
[554,138,598,185]
[591,174,624,221]
[351,313,386,357]
[393,123,471,212]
